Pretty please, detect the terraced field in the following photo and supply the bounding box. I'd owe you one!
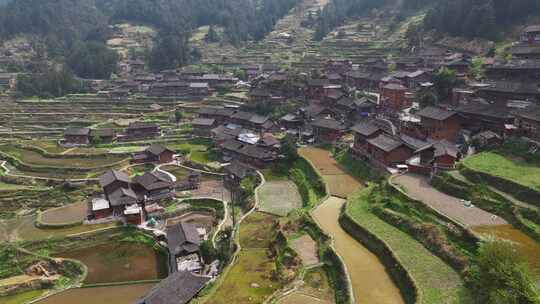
[0,145,127,168]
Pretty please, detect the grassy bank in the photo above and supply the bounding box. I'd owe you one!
[344,186,472,304]
[203,212,282,304]
[462,152,540,205]
[289,158,326,208]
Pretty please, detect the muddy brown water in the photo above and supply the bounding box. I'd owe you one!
[36,283,155,304]
[473,225,540,276]
[313,197,404,304]
[300,147,404,304]
[55,243,168,284]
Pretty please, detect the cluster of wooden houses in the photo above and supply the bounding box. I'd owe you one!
[62,122,162,146]
[98,70,238,100]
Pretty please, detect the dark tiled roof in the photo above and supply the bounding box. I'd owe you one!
[351,122,380,136]
[134,172,173,191]
[416,106,456,121]
[167,222,201,256]
[514,105,540,122]
[138,271,209,304]
[224,160,255,179]
[191,118,216,126]
[249,88,271,97]
[479,81,540,94]
[146,144,173,156]
[231,111,253,121]
[221,140,276,160]
[509,45,540,56]
[367,134,403,152]
[249,114,270,125]
[128,122,159,129]
[524,25,540,33]
[307,79,330,87]
[433,140,459,158]
[456,103,512,119]
[64,127,90,136]
[311,118,347,131]
[99,170,130,188]
[108,187,138,206]
[90,128,115,137]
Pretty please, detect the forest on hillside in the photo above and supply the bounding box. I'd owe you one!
[0,0,298,74]
[313,0,540,41]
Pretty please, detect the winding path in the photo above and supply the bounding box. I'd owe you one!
[392,173,507,227]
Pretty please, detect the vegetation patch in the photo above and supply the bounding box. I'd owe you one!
[206,212,283,304]
[343,186,472,304]
[462,152,540,205]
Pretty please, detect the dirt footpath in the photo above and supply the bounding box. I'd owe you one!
[393,174,507,227]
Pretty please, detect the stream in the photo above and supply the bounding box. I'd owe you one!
[301,147,405,304]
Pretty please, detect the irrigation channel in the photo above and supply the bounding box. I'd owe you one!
[299,147,405,304]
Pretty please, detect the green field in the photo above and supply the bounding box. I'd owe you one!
[0,182,31,191]
[463,152,540,191]
[206,212,281,304]
[346,186,472,304]
[190,150,219,165]
[0,288,47,304]
[0,145,127,168]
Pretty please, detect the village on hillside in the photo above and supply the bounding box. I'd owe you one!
[1,1,540,304]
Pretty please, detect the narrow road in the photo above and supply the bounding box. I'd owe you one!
[392,173,507,227]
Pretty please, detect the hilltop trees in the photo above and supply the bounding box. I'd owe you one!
[67,41,118,79]
[424,0,540,40]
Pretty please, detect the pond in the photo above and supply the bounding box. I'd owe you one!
[36,284,155,304]
[54,243,168,284]
[473,225,540,277]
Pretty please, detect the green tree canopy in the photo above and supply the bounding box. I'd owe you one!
[468,239,540,304]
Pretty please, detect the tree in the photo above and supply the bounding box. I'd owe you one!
[174,109,184,126]
[468,239,540,304]
[67,41,118,79]
[205,25,219,43]
[92,134,102,145]
[199,240,217,263]
[469,56,485,80]
[416,87,438,108]
[432,67,458,102]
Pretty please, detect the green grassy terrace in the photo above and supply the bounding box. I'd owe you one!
[345,186,472,304]
[463,152,540,192]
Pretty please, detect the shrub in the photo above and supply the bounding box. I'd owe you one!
[468,239,540,304]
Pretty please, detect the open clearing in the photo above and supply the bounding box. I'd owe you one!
[291,234,319,266]
[463,152,540,192]
[39,202,87,225]
[258,181,302,216]
[278,267,334,304]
